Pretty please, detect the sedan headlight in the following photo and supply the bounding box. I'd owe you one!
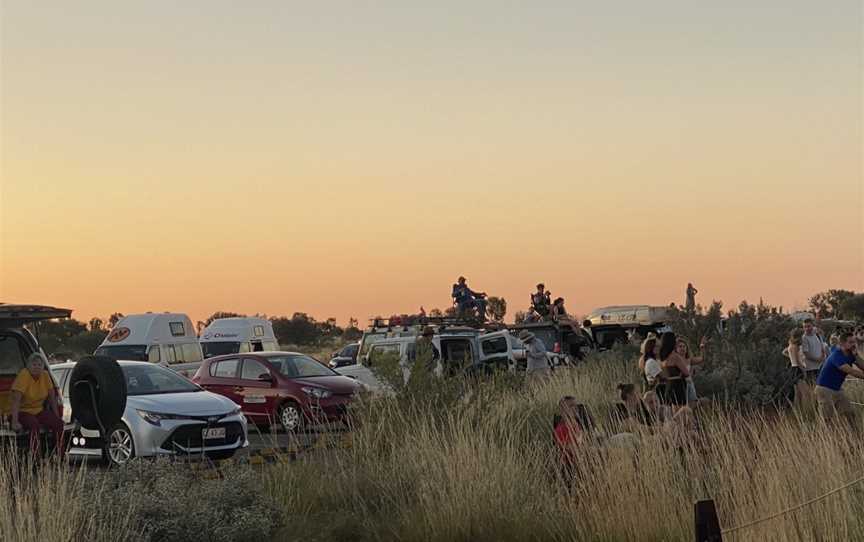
[136,410,192,426]
[301,386,332,399]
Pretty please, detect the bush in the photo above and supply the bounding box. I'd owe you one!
[86,459,282,542]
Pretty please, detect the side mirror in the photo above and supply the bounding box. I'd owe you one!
[258,373,274,383]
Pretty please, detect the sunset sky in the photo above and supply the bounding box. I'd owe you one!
[1,1,862,326]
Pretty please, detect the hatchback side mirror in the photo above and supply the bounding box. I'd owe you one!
[258,373,274,382]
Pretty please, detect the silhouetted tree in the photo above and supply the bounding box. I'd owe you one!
[486,296,507,322]
[809,290,856,319]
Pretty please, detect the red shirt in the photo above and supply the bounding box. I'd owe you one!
[554,421,581,465]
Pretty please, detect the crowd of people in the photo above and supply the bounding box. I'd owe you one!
[551,319,864,487]
[450,277,570,323]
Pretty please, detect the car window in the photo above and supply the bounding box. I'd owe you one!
[210,359,239,378]
[94,344,148,362]
[123,364,201,395]
[368,344,400,366]
[50,368,69,396]
[241,358,271,380]
[268,354,336,378]
[481,336,508,356]
[343,344,359,357]
[0,334,26,377]
[180,343,202,363]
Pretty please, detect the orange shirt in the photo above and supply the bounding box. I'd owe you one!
[11,369,53,415]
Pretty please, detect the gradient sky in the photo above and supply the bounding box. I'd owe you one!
[1,1,862,326]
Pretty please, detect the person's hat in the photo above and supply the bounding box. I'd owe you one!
[422,326,435,337]
[646,332,657,340]
[518,330,535,342]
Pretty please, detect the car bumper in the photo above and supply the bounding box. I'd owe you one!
[70,413,249,458]
[304,396,353,422]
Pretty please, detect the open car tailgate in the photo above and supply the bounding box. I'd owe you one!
[0,304,72,328]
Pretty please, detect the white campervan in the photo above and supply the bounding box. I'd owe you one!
[199,317,279,358]
[94,313,203,364]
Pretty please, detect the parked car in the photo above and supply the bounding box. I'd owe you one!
[95,312,204,364]
[583,305,672,350]
[200,317,279,358]
[192,352,362,432]
[0,304,74,449]
[337,326,515,394]
[328,342,360,369]
[53,360,248,466]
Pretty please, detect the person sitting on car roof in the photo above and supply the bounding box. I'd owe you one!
[551,297,568,320]
[9,352,64,458]
[452,276,488,321]
[530,283,552,319]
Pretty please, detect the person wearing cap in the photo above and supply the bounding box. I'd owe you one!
[520,330,550,379]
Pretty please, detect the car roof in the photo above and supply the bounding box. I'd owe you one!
[0,304,72,328]
[203,351,309,362]
[50,360,164,369]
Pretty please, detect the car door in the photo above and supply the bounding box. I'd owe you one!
[202,358,242,406]
[237,357,279,422]
[478,330,514,371]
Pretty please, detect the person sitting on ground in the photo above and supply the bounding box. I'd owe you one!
[451,276,488,321]
[9,352,64,458]
[642,390,672,424]
[551,297,568,320]
[814,331,862,429]
[659,332,690,412]
[614,383,656,433]
[553,397,597,485]
[530,283,552,319]
[676,337,707,408]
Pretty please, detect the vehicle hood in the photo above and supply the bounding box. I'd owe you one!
[291,375,360,395]
[127,391,238,416]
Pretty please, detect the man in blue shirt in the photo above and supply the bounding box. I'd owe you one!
[451,276,487,321]
[815,332,862,428]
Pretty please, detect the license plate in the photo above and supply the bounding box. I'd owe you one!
[202,427,226,440]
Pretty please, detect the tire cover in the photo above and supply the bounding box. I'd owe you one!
[69,355,127,431]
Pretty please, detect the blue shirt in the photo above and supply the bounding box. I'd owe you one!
[816,348,857,391]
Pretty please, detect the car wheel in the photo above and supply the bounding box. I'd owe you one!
[103,423,135,467]
[278,402,304,432]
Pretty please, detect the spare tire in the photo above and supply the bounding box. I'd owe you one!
[69,355,127,431]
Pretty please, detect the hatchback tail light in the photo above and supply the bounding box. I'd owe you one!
[553,342,561,354]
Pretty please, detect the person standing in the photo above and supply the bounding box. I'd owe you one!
[659,332,690,412]
[404,326,440,389]
[519,330,550,380]
[784,330,812,407]
[685,283,698,312]
[801,319,828,383]
[814,332,861,428]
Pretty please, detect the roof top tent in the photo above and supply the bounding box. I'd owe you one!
[94,313,203,364]
[199,317,278,358]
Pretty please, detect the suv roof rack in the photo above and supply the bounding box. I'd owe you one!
[367,316,504,333]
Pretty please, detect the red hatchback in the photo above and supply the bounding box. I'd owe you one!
[192,352,361,432]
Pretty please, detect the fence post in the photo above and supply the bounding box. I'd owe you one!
[694,499,723,542]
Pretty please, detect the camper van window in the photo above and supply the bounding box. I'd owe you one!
[202,342,241,358]
[164,345,177,363]
[94,344,148,362]
[253,325,264,337]
[181,343,202,363]
[169,322,185,337]
[262,341,278,351]
[147,346,161,363]
[238,342,251,353]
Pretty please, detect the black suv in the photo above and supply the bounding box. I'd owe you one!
[509,320,595,365]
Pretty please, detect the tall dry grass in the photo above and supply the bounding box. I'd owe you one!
[266,358,864,542]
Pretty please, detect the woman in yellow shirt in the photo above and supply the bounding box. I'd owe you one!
[10,352,64,457]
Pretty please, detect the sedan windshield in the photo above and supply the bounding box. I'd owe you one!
[95,345,148,361]
[123,364,201,395]
[267,354,336,378]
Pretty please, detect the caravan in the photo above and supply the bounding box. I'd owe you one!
[199,317,279,358]
[95,313,203,364]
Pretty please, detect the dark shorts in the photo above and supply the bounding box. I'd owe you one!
[665,379,688,406]
[803,370,820,384]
